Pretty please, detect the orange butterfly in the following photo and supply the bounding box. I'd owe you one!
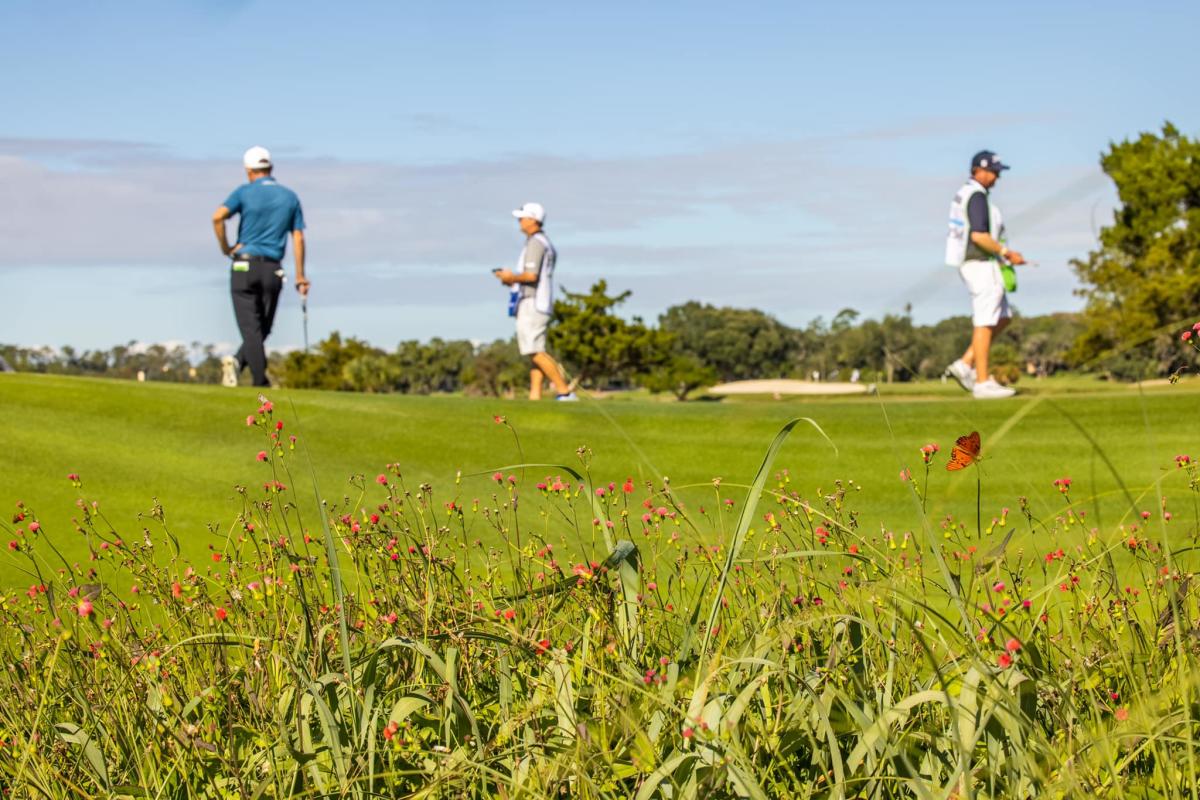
[945,431,982,471]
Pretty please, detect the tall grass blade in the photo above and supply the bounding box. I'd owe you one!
[700,417,836,660]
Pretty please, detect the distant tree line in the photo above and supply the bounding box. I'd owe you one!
[0,342,228,383]
[543,285,1089,398]
[0,299,1093,399]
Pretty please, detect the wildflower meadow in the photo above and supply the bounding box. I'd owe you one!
[2,375,1200,798]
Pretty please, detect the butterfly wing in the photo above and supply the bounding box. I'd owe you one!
[945,431,982,471]
[961,431,981,458]
[945,446,971,471]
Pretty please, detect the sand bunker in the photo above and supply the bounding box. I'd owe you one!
[707,379,870,396]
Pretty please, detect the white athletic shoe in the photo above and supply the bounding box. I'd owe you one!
[220,356,239,388]
[973,379,1015,399]
[555,392,579,402]
[945,359,976,392]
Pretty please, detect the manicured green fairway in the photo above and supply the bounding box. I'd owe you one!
[1,372,1198,584]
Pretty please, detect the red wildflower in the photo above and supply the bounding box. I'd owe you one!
[214,607,228,622]
[1005,637,1021,653]
[997,653,1013,669]
[77,599,93,617]
[256,451,268,462]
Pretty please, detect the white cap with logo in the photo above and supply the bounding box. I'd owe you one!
[512,202,545,223]
[243,146,272,170]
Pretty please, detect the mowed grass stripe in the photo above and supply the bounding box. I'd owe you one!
[1,372,1198,583]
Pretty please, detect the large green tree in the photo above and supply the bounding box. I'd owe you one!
[658,302,798,382]
[1072,122,1200,376]
[548,281,672,388]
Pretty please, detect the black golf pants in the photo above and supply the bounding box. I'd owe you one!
[231,260,283,387]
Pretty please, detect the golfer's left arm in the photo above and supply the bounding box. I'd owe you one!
[212,206,239,257]
[502,238,543,285]
[292,230,309,296]
[495,269,539,286]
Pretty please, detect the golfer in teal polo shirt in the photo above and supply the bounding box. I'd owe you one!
[211,146,309,387]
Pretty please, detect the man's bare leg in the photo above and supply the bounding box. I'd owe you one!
[961,316,1008,376]
[531,352,570,396]
[529,367,545,400]
[971,326,993,383]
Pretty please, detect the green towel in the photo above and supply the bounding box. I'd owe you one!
[1000,263,1017,293]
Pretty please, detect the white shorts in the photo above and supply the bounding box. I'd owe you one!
[958,259,1011,327]
[515,298,550,355]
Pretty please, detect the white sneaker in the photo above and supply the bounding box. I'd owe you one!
[945,359,976,392]
[555,392,579,402]
[973,379,1015,399]
[220,356,239,388]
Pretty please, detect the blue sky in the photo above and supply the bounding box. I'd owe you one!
[1,0,1197,352]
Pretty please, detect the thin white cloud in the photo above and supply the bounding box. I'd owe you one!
[0,124,1115,346]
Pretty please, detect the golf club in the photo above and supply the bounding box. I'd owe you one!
[302,297,309,353]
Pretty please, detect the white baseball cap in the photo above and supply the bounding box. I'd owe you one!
[512,202,545,223]
[243,146,272,170]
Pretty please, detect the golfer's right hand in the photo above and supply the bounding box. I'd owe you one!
[295,278,311,297]
[1006,250,1026,266]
